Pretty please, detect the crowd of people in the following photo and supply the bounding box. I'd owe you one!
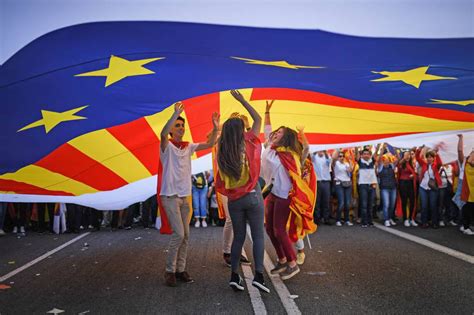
[1,90,473,295]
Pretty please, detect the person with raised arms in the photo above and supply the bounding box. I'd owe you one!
[160,101,219,287]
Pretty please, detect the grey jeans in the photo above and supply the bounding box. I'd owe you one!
[160,195,191,273]
[228,185,265,273]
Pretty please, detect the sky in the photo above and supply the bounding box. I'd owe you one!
[1,0,473,64]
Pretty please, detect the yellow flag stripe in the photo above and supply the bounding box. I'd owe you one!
[68,129,151,183]
[0,165,97,195]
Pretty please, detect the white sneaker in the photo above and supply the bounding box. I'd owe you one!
[0,229,6,236]
[439,221,445,227]
[336,221,342,227]
[201,220,208,228]
[404,220,410,227]
[460,226,465,232]
[20,226,25,234]
[13,226,18,234]
[463,228,474,235]
[448,220,458,226]
[384,220,391,227]
[345,221,354,226]
[194,220,200,228]
[410,220,418,227]
[389,219,397,226]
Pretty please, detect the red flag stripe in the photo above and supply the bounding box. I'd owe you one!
[304,132,416,144]
[183,92,220,158]
[0,179,74,196]
[35,143,128,191]
[107,117,160,175]
[250,88,474,122]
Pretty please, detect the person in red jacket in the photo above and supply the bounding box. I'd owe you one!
[397,150,418,227]
[416,146,443,228]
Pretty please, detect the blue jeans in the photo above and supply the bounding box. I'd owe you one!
[335,184,351,222]
[358,184,375,225]
[192,186,208,218]
[316,181,331,221]
[419,187,439,225]
[380,188,397,221]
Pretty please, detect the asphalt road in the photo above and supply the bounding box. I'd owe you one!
[0,221,472,314]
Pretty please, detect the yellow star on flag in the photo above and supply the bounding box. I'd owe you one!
[18,105,88,134]
[371,66,456,88]
[75,55,164,87]
[231,56,324,70]
[428,99,474,106]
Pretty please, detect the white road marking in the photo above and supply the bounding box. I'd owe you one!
[375,223,474,264]
[246,225,302,315]
[241,248,267,315]
[263,251,302,315]
[0,232,91,282]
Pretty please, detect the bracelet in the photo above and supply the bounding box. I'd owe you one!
[265,112,269,114]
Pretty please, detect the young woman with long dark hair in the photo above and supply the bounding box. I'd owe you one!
[215,90,269,293]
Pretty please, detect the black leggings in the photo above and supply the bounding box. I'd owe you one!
[462,202,474,229]
[399,180,415,220]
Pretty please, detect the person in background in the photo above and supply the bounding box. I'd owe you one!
[355,146,380,228]
[416,145,443,229]
[312,150,332,225]
[377,152,399,227]
[207,181,220,226]
[397,151,418,227]
[10,203,29,235]
[332,149,354,227]
[192,171,209,228]
[0,202,7,236]
[460,143,474,235]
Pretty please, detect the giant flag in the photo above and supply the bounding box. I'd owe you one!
[0,22,473,209]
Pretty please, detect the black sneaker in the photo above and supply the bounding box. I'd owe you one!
[229,272,245,291]
[176,271,194,283]
[270,261,287,274]
[240,255,251,266]
[252,272,270,293]
[223,253,231,267]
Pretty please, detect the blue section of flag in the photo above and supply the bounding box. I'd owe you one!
[1,22,473,173]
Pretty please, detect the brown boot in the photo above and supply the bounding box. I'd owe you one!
[164,272,177,287]
[176,271,194,283]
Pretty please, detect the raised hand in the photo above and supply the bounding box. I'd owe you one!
[174,101,184,114]
[241,115,250,130]
[212,112,220,129]
[296,125,305,134]
[266,100,275,112]
[230,90,246,103]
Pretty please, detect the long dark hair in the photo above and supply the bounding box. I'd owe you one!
[218,118,245,180]
[273,126,303,157]
[400,151,415,170]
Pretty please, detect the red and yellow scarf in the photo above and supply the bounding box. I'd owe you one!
[274,146,318,242]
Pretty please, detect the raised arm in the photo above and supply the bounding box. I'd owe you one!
[230,90,261,137]
[296,126,309,165]
[160,102,184,152]
[195,112,220,151]
[457,134,464,164]
[263,100,274,145]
